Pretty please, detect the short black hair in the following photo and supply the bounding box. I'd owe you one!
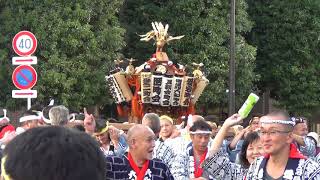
[249,113,263,124]
[251,113,263,118]
[3,126,105,180]
[294,116,308,126]
[189,120,212,132]
[239,131,260,168]
[75,113,85,121]
[267,110,293,131]
[20,110,39,126]
[95,119,108,133]
[267,110,290,119]
[72,124,85,132]
[21,109,38,117]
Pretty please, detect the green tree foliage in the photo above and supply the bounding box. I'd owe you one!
[247,0,320,115]
[0,0,125,110]
[120,0,257,108]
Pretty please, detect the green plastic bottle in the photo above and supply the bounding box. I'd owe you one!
[238,93,259,118]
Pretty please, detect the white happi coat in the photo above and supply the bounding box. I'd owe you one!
[245,156,320,180]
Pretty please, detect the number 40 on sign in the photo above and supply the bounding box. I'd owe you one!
[12,31,37,57]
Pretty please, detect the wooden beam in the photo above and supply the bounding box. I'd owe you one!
[109,123,135,131]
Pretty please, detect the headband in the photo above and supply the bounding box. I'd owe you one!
[3,109,6,118]
[0,109,9,122]
[94,121,109,136]
[69,114,76,122]
[260,119,295,126]
[40,110,52,124]
[19,115,41,123]
[190,130,212,135]
[0,117,9,122]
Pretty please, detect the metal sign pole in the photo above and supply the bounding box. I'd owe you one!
[27,98,31,110]
[229,0,236,116]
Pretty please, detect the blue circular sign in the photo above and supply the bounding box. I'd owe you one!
[12,65,37,90]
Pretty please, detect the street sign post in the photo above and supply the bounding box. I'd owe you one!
[11,31,38,110]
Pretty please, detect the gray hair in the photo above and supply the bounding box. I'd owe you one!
[49,105,69,126]
[142,113,160,134]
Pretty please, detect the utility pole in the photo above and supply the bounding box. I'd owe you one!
[229,0,236,116]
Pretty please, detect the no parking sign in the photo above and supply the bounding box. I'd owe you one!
[12,65,37,90]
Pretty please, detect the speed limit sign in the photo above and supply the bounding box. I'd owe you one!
[12,31,37,56]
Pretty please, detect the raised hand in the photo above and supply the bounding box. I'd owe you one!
[83,108,96,135]
[209,114,243,155]
[108,126,120,147]
[223,113,243,128]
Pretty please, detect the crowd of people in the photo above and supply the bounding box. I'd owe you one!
[0,106,319,180]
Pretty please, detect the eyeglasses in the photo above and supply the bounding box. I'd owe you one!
[259,130,291,136]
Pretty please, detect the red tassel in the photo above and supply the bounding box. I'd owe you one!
[131,96,138,117]
[187,103,196,115]
[117,104,125,117]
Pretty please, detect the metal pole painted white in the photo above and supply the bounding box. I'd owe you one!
[27,98,31,110]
